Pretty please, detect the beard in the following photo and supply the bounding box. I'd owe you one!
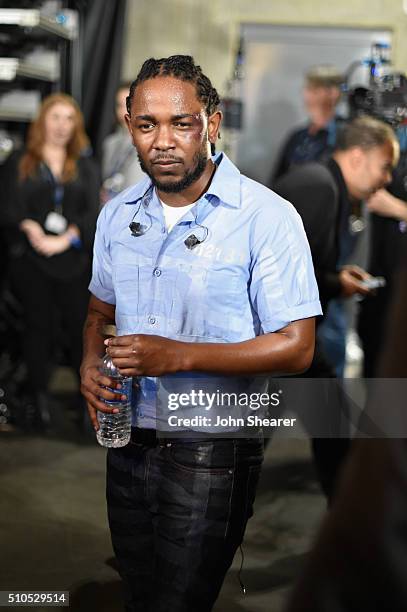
[138,149,208,193]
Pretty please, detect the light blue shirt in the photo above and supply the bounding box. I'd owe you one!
[89,152,322,429]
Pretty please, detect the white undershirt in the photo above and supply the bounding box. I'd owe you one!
[160,199,195,232]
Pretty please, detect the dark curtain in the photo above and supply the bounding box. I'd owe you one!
[69,0,127,158]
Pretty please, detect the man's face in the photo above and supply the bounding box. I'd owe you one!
[350,142,395,200]
[303,84,340,121]
[125,76,218,193]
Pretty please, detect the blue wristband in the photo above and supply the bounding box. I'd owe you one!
[69,235,82,249]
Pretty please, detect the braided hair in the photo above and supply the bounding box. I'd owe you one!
[126,55,220,118]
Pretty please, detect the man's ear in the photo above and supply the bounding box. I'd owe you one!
[348,146,365,169]
[124,113,135,144]
[208,110,222,146]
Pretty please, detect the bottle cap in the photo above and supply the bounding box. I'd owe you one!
[101,325,116,338]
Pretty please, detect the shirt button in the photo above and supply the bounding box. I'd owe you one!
[153,268,162,277]
[148,315,156,325]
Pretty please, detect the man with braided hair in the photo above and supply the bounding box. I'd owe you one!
[81,55,321,611]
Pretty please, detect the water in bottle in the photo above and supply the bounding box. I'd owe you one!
[97,352,132,448]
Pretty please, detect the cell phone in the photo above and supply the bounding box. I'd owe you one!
[362,276,386,290]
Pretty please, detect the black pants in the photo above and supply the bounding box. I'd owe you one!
[107,432,264,612]
[8,254,90,393]
[266,344,351,502]
[306,343,351,502]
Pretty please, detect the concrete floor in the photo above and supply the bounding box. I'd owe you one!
[0,385,326,612]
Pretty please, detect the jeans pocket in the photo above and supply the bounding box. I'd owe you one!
[167,441,235,474]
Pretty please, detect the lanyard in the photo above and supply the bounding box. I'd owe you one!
[41,163,65,215]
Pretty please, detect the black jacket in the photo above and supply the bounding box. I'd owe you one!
[0,151,100,280]
[274,158,349,314]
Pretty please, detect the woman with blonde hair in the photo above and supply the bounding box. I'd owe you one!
[1,93,100,429]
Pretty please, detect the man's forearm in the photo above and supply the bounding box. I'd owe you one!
[107,318,315,377]
[81,301,115,371]
[317,269,342,301]
[182,321,314,375]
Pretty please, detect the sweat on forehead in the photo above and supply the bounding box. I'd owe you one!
[130,77,207,116]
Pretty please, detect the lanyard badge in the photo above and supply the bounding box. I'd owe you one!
[41,165,68,234]
[44,211,68,234]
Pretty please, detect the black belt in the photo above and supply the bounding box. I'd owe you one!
[130,427,160,446]
[129,427,261,448]
[129,428,207,447]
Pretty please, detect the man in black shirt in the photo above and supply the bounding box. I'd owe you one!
[274,116,399,499]
[271,65,344,184]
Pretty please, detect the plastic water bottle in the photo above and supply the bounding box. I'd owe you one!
[96,352,132,448]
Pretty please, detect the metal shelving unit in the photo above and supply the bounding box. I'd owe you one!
[0,107,37,122]
[0,8,77,40]
[0,58,58,82]
[0,5,79,146]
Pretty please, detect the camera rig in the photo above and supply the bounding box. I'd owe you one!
[344,43,407,129]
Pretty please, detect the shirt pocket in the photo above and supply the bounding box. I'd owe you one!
[171,263,207,338]
[112,263,139,317]
[172,264,248,340]
[204,267,248,339]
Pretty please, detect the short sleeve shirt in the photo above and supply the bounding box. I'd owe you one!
[90,152,322,428]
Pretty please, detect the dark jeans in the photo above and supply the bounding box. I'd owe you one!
[107,431,264,612]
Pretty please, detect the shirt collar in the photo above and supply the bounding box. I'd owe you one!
[307,117,337,135]
[204,152,241,208]
[123,151,241,209]
[327,157,350,203]
[123,175,153,206]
